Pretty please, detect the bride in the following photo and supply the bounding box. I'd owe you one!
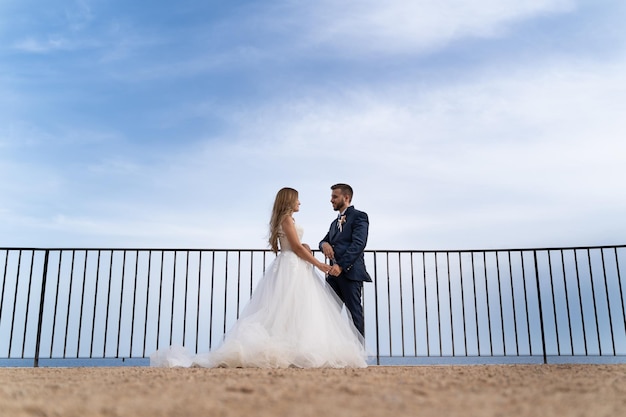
[150,187,368,368]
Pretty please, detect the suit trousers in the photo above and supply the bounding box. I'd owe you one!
[326,275,365,337]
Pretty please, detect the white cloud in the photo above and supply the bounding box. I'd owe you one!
[188,55,626,249]
[268,0,576,55]
[12,36,72,53]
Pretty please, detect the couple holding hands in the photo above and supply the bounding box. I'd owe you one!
[152,183,371,368]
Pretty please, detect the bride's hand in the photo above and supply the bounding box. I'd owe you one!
[302,243,312,253]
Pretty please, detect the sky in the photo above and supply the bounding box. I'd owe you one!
[1,0,625,251]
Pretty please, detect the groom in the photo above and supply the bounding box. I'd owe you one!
[319,183,372,337]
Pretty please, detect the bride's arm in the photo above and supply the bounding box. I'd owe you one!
[281,216,330,272]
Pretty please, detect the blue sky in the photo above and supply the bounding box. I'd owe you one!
[1,0,625,250]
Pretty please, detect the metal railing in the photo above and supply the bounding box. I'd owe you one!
[1,245,625,366]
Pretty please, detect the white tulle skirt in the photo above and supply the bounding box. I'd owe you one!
[150,251,368,368]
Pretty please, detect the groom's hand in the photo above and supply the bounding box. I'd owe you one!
[321,242,335,260]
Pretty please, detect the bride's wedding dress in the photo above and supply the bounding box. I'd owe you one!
[150,223,368,368]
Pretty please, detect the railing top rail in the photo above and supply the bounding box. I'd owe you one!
[1,244,625,252]
[366,244,626,253]
[0,247,275,252]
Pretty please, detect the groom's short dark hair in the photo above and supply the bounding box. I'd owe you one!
[331,183,353,201]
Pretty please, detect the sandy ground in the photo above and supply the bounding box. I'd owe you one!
[1,364,625,417]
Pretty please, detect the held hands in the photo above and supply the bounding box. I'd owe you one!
[328,264,342,276]
[314,261,340,276]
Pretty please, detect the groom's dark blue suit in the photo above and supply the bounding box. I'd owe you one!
[320,205,372,336]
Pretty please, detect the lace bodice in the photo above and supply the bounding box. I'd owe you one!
[278,223,304,252]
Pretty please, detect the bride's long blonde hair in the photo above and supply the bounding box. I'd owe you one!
[268,187,298,253]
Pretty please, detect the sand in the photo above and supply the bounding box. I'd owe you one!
[1,364,625,417]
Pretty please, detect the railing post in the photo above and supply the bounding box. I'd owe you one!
[533,251,548,364]
[34,250,50,367]
[373,252,380,365]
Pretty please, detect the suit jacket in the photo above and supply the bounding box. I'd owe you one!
[319,206,372,282]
